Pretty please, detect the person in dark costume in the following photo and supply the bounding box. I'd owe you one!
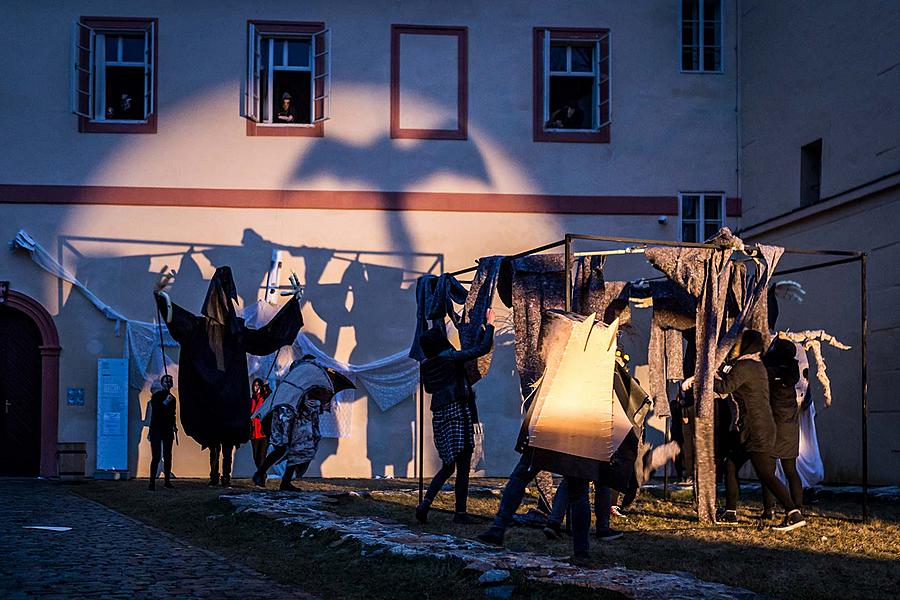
[147,374,177,491]
[415,309,495,524]
[761,338,803,518]
[153,266,303,487]
[250,378,271,471]
[685,330,806,531]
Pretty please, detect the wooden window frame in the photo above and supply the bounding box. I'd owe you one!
[77,16,158,134]
[679,0,725,74]
[679,192,726,242]
[390,24,468,140]
[533,27,610,143]
[246,20,326,137]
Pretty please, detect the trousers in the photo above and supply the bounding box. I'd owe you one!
[149,435,173,480]
[209,443,234,480]
[423,448,473,513]
[725,450,796,512]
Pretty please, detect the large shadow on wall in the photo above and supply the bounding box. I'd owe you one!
[56,229,440,478]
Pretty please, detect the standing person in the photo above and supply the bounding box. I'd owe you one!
[686,330,806,531]
[250,378,271,471]
[147,375,177,491]
[761,338,803,518]
[415,309,495,525]
[208,442,234,488]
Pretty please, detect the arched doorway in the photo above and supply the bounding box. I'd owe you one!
[1,290,60,477]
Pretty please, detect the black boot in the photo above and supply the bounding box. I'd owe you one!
[221,476,231,488]
[208,474,220,486]
[415,501,431,524]
[148,477,156,491]
[164,472,174,489]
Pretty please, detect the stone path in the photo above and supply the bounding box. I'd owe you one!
[225,489,765,600]
[0,479,316,600]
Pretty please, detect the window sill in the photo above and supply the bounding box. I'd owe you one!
[534,126,609,143]
[79,115,157,134]
[246,120,324,137]
[679,69,725,74]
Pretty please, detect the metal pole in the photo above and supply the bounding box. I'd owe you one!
[861,253,869,523]
[564,235,573,312]
[418,377,425,505]
[663,416,670,500]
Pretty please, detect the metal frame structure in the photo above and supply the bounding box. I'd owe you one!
[419,233,869,522]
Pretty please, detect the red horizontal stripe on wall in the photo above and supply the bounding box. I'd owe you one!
[0,185,741,216]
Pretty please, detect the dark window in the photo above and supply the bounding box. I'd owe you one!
[680,193,724,242]
[800,139,823,207]
[681,0,722,72]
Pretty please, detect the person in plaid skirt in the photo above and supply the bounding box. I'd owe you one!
[415,309,495,524]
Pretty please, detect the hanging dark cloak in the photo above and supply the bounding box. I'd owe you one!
[156,266,303,448]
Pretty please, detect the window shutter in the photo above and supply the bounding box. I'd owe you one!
[312,28,331,123]
[143,21,155,119]
[243,23,261,122]
[71,21,95,118]
[597,32,611,128]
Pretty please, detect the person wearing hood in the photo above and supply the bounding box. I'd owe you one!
[415,309,495,525]
[761,337,803,518]
[685,330,806,531]
[153,265,303,487]
[250,356,352,491]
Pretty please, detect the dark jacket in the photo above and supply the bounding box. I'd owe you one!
[148,389,177,441]
[420,324,494,412]
[714,357,775,455]
[766,361,801,458]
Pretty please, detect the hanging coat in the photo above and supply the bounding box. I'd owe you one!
[156,266,303,449]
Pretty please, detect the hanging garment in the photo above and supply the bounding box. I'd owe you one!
[645,230,783,422]
[458,255,505,383]
[409,273,467,361]
[520,311,631,480]
[156,266,303,449]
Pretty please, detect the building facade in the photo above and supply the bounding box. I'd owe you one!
[0,0,893,483]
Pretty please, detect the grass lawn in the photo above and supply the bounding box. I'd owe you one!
[71,478,900,600]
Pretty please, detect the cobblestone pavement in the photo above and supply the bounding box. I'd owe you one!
[0,479,317,600]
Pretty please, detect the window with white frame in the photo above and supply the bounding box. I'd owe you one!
[534,28,610,142]
[245,22,331,127]
[680,193,724,242]
[680,0,723,72]
[72,18,156,127]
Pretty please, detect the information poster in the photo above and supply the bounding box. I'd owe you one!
[96,358,129,471]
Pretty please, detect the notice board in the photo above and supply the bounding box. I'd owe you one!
[96,358,129,471]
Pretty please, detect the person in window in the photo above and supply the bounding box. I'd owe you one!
[414,309,495,525]
[276,92,298,123]
[147,374,177,491]
[107,93,137,120]
[546,101,584,129]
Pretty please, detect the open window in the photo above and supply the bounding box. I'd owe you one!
[245,21,330,137]
[534,28,610,143]
[71,17,157,133]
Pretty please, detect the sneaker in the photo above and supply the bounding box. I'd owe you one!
[452,512,473,525]
[756,509,775,520]
[773,509,807,532]
[220,476,231,488]
[718,510,739,524]
[596,527,624,541]
[570,551,591,568]
[251,472,266,488]
[610,505,627,519]
[477,528,505,546]
[208,475,220,487]
[414,503,430,524]
[542,522,562,540]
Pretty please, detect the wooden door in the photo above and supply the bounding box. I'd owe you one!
[0,304,42,476]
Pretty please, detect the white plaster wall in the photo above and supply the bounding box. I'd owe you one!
[1,203,698,478]
[738,0,900,224]
[1,0,738,197]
